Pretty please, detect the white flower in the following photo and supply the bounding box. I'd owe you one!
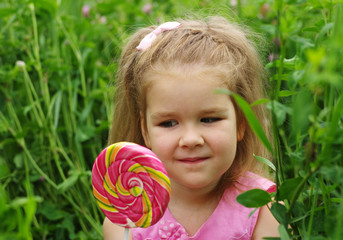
[16,60,26,68]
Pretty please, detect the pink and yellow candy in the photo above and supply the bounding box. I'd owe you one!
[92,142,171,228]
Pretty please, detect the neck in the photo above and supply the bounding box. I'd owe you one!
[167,180,222,236]
[168,179,220,210]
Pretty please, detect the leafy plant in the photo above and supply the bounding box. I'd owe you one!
[1,0,342,239]
[236,1,343,239]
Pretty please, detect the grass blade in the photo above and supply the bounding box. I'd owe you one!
[216,89,273,153]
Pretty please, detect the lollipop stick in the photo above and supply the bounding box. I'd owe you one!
[124,228,129,240]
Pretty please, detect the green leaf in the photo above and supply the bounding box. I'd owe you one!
[236,189,271,208]
[14,153,23,168]
[248,207,258,218]
[265,56,298,70]
[316,22,334,44]
[267,101,292,127]
[53,91,63,129]
[278,224,290,240]
[0,8,16,17]
[333,4,343,38]
[270,202,288,226]
[59,215,76,239]
[278,90,298,97]
[34,0,58,16]
[75,125,96,142]
[10,196,43,208]
[38,201,65,221]
[260,24,276,35]
[278,177,302,201]
[216,89,273,153]
[57,172,81,193]
[0,113,9,134]
[251,98,270,106]
[289,35,314,50]
[80,100,94,122]
[0,156,10,179]
[319,94,343,164]
[254,154,276,171]
[0,185,8,216]
[291,89,312,135]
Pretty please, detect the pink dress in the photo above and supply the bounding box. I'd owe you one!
[131,172,274,240]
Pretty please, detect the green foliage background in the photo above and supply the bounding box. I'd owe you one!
[0,0,342,239]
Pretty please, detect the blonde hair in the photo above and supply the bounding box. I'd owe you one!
[108,16,271,195]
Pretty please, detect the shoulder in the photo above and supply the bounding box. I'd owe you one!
[236,171,275,191]
[103,217,132,240]
[222,171,279,239]
[234,172,279,239]
[252,204,280,239]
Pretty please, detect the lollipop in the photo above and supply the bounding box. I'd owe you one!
[92,142,171,229]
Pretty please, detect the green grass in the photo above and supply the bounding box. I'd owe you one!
[0,0,342,239]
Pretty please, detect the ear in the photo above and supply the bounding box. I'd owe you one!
[140,112,151,148]
[237,117,246,142]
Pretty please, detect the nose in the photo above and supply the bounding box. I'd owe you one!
[179,125,204,148]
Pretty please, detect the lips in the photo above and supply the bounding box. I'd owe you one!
[177,157,209,163]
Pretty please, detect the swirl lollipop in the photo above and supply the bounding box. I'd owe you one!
[92,142,171,230]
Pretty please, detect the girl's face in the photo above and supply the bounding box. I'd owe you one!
[141,65,244,192]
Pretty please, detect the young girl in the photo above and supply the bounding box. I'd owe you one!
[103,16,279,239]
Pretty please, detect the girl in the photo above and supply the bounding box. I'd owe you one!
[104,16,279,239]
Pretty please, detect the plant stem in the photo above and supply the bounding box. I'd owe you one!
[21,140,59,189]
[307,185,318,236]
[288,166,319,215]
[29,3,50,107]
[22,67,45,127]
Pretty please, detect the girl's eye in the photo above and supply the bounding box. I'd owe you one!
[159,120,178,128]
[201,117,221,123]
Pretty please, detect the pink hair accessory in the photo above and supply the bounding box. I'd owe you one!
[137,21,181,51]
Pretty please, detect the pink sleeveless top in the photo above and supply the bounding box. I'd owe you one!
[132,172,274,240]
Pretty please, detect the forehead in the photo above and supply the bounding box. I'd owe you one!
[143,63,230,89]
[144,65,235,111]
[139,62,238,119]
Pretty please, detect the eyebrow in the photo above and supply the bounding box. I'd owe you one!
[150,112,177,121]
[150,108,229,120]
[200,108,229,115]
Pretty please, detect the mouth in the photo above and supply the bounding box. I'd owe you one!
[177,157,209,164]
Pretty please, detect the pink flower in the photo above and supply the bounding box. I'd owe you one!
[258,3,270,19]
[230,0,237,7]
[142,3,152,14]
[268,53,279,62]
[82,5,91,18]
[273,37,281,47]
[100,16,107,24]
[267,184,277,193]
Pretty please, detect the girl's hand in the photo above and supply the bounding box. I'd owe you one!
[103,217,132,240]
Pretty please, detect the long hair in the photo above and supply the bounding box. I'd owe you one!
[108,16,272,195]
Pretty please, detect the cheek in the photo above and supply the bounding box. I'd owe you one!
[213,131,238,157]
[148,132,173,158]
[151,140,170,157]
